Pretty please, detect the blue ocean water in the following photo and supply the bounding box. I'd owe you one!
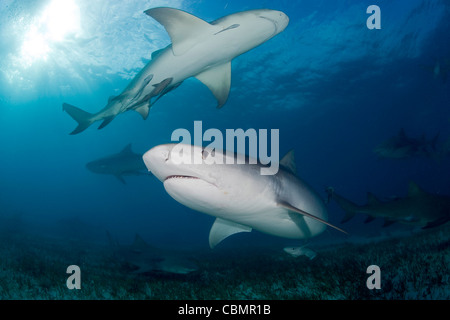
[0,0,449,300]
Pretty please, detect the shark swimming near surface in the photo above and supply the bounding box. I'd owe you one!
[143,144,346,249]
[63,7,289,134]
[326,182,450,229]
[86,144,147,184]
[107,232,198,275]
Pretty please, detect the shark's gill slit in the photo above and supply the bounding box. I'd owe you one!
[165,175,199,181]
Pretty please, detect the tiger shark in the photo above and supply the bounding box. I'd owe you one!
[143,144,346,249]
[63,7,289,134]
[86,144,147,184]
[326,182,450,228]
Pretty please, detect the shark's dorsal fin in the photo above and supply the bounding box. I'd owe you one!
[277,201,348,234]
[145,7,220,56]
[280,150,297,175]
[132,233,150,250]
[408,182,426,197]
[367,192,381,206]
[120,144,134,155]
[209,218,252,249]
[195,62,231,108]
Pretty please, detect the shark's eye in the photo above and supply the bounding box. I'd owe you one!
[202,149,209,160]
[163,150,169,162]
[202,148,215,160]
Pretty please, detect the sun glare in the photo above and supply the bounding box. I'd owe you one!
[20,0,81,66]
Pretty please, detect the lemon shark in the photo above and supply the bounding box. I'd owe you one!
[107,232,198,275]
[326,182,450,228]
[63,7,289,134]
[86,144,147,184]
[143,144,346,249]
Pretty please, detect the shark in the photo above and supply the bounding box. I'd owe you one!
[326,182,450,228]
[63,7,289,134]
[373,128,440,159]
[86,144,147,184]
[143,144,346,249]
[107,232,198,275]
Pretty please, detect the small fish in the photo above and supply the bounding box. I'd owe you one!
[283,246,317,260]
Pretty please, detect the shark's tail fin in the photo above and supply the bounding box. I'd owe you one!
[63,103,95,135]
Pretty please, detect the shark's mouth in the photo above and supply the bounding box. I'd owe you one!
[165,175,200,181]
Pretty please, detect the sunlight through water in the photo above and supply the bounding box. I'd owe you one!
[19,0,81,67]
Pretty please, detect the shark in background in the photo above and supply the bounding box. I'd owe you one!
[63,7,289,134]
[143,144,346,249]
[373,128,440,159]
[326,182,450,229]
[107,232,198,275]
[86,144,147,184]
[421,58,450,84]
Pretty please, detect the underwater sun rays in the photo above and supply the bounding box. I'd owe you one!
[19,0,81,67]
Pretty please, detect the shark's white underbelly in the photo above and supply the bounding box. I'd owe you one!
[164,177,324,239]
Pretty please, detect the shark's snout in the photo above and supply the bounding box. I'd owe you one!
[259,10,289,34]
[276,11,289,31]
[143,144,172,181]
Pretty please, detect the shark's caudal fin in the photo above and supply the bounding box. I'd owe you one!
[63,103,95,135]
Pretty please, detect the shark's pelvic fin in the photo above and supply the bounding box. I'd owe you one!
[195,62,231,109]
[144,7,220,56]
[278,201,348,234]
[98,115,115,130]
[63,103,95,135]
[280,150,297,175]
[134,104,150,120]
[209,217,252,249]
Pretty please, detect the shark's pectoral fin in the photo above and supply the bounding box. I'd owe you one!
[382,218,396,227]
[422,216,450,229]
[278,201,348,235]
[364,215,376,223]
[144,7,220,56]
[115,174,126,185]
[195,62,231,109]
[209,218,252,249]
[98,116,115,130]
